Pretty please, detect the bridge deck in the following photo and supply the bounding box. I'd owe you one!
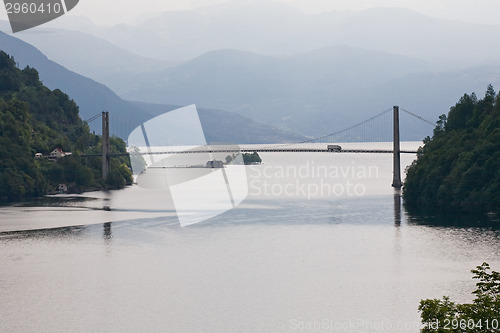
[82,148,417,157]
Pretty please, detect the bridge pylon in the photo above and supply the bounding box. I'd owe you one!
[102,111,110,180]
[392,106,402,189]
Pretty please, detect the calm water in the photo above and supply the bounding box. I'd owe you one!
[1,143,499,332]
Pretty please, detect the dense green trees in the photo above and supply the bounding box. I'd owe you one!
[0,51,131,202]
[419,263,500,333]
[404,85,500,215]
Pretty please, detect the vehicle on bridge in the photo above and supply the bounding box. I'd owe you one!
[327,145,342,152]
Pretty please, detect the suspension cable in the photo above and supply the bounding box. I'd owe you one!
[400,108,435,127]
[85,113,102,124]
[279,107,393,148]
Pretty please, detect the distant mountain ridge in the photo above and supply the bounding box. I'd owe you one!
[105,47,449,138]
[12,5,500,140]
[7,4,500,140]
[131,101,306,144]
[86,4,500,66]
[1,20,175,88]
[110,45,500,138]
[0,30,306,143]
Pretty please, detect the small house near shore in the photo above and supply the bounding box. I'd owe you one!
[48,148,71,161]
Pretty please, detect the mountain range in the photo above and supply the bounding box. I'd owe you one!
[45,3,500,66]
[0,30,303,143]
[3,2,500,140]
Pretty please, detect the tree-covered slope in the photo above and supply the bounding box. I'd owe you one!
[0,30,146,139]
[403,85,500,215]
[0,51,131,203]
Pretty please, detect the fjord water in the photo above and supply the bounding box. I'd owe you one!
[1,143,499,332]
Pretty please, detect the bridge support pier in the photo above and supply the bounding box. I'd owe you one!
[392,106,402,189]
[102,111,110,180]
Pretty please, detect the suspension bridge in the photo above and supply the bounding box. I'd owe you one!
[84,106,435,188]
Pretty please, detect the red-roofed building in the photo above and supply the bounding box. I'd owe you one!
[48,148,71,160]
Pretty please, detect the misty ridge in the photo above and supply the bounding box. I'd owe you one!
[5,0,500,140]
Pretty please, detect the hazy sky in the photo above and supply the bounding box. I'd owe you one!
[70,0,500,25]
[2,0,500,26]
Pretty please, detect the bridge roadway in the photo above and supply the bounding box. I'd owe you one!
[83,148,418,157]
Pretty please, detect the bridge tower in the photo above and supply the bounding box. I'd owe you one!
[102,111,110,179]
[392,106,402,189]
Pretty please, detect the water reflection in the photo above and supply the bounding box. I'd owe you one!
[103,222,112,241]
[393,190,402,226]
[2,198,500,333]
[0,225,87,240]
[20,195,100,208]
[406,211,500,229]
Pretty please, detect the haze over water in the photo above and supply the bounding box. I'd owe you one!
[1,143,499,332]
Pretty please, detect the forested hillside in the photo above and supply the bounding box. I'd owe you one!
[404,85,500,215]
[0,51,131,203]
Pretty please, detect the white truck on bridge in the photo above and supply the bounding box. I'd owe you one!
[327,145,342,152]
